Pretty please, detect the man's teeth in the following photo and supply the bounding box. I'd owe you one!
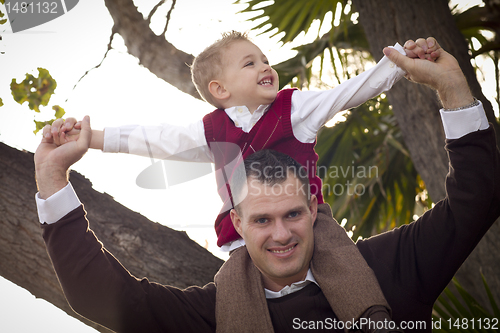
[271,246,294,253]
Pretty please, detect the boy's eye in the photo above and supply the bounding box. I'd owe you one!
[264,60,269,65]
[244,62,254,67]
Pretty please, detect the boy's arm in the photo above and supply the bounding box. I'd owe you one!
[90,129,104,150]
[46,118,213,162]
[290,43,407,142]
[44,118,104,151]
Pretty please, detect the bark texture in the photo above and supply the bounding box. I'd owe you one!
[0,142,223,333]
[353,0,500,309]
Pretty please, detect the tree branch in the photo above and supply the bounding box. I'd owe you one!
[147,0,166,23]
[71,26,117,97]
[162,0,176,36]
[103,0,201,100]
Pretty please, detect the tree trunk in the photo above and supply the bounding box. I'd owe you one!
[0,142,223,333]
[353,0,500,310]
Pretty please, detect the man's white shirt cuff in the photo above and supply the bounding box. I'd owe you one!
[440,100,489,139]
[35,182,81,224]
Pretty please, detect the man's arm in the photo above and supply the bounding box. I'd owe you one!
[35,116,216,332]
[357,37,500,322]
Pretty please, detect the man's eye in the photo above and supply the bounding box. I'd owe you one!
[256,218,268,224]
[288,211,300,218]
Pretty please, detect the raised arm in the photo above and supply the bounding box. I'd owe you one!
[45,117,213,162]
[35,116,217,332]
[290,43,407,142]
[358,37,500,324]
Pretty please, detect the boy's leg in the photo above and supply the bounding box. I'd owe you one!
[311,203,392,333]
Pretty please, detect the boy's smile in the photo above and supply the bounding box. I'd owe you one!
[216,40,279,113]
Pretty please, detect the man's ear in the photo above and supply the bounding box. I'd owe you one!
[309,194,318,225]
[208,80,230,103]
[230,208,243,238]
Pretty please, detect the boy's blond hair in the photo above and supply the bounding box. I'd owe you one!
[191,31,251,108]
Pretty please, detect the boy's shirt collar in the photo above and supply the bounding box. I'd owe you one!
[225,104,270,133]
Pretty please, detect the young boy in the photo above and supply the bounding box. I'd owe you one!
[50,31,409,331]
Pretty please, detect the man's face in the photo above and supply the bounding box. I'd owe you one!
[230,175,317,291]
[219,40,279,112]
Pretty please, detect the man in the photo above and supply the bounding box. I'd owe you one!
[35,37,500,332]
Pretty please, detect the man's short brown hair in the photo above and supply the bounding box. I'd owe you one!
[191,31,251,108]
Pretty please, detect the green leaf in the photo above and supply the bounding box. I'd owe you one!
[481,272,500,318]
[236,0,342,44]
[53,105,65,119]
[34,119,55,135]
[316,96,422,239]
[10,68,57,112]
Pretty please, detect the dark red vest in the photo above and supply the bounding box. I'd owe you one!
[203,89,324,247]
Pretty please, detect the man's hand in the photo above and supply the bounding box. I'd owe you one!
[35,115,92,199]
[383,37,474,109]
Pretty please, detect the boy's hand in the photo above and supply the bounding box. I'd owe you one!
[403,37,440,61]
[383,37,474,109]
[43,117,81,146]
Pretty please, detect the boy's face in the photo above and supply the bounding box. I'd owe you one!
[218,40,279,112]
[230,175,317,292]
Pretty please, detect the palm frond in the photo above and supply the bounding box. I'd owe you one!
[432,274,500,333]
[316,95,428,239]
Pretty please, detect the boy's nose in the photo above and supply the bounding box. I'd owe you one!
[261,63,272,72]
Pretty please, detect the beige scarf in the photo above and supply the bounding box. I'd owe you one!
[214,204,390,333]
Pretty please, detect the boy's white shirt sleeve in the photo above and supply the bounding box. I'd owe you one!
[103,120,214,162]
[291,43,406,143]
[35,182,81,224]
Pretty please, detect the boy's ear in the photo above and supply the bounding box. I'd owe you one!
[208,80,230,103]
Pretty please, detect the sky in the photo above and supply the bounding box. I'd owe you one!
[0,0,495,332]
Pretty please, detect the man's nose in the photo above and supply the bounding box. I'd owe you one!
[272,219,292,243]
